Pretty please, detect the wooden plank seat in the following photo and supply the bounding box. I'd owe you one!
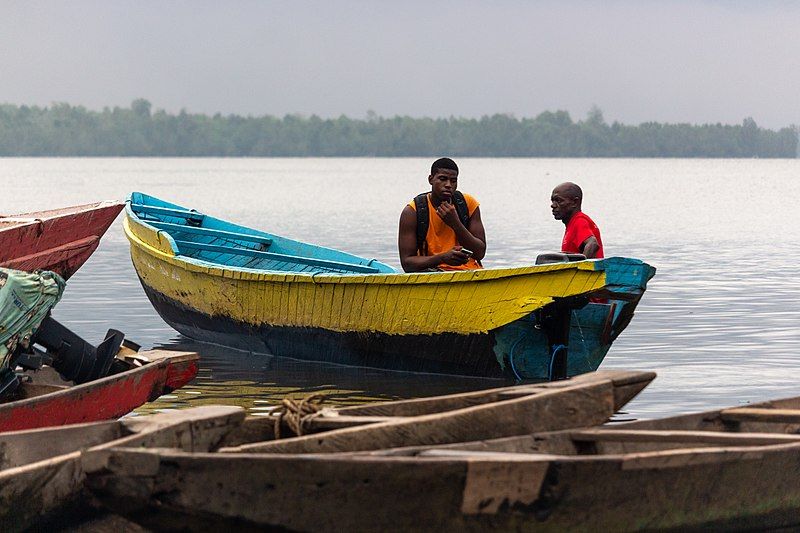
[146,221,273,247]
[131,204,205,223]
[173,240,382,274]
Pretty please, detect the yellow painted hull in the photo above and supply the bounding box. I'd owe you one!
[125,216,609,336]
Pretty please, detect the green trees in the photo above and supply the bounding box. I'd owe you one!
[0,100,795,157]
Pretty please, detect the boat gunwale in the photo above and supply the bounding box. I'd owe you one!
[95,436,800,468]
[125,205,632,286]
[0,200,124,225]
[0,350,194,412]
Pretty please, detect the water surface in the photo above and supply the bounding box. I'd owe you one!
[2,157,798,418]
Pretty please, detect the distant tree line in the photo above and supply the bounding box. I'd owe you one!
[0,99,796,157]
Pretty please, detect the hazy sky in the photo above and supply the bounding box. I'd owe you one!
[2,1,799,127]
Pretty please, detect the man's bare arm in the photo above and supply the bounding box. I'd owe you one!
[463,207,487,260]
[580,236,600,259]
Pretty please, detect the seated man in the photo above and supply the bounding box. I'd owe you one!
[398,158,486,272]
[550,182,604,258]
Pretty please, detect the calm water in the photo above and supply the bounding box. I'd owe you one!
[2,158,798,419]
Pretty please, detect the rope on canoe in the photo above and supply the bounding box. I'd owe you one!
[273,393,326,438]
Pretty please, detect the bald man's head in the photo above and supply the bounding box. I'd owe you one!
[551,182,583,223]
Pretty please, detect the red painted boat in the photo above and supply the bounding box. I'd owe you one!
[0,349,198,432]
[0,200,124,279]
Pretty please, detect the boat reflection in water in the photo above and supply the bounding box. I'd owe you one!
[138,338,503,416]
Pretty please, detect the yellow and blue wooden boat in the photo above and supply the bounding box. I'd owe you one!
[124,192,655,380]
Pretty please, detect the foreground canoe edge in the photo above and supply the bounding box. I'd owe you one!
[125,192,656,379]
[13,370,800,531]
[0,369,652,531]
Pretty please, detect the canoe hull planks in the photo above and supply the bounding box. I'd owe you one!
[85,443,800,532]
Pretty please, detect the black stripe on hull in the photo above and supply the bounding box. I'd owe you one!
[141,281,508,378]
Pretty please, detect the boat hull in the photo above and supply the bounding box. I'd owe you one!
[86,446,800,532]
[125,194,654,379]
[0,350,198,433]
[0,201,124,279]
[142,281,504,376]
[139,270,644,380]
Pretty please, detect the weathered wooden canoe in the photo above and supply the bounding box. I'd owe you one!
[124,192,655,379]
[84,387,800,532]
[0,405,243,531]
[0,201,124,279]
[0,370,651,531]
[0,349,198,432]
[219,370,654,454]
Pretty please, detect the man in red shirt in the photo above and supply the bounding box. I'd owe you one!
[550,182,604,259]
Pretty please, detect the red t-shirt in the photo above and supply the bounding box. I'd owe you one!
[562,212,604,258]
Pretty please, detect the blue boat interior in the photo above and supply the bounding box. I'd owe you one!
[128,192,396,275]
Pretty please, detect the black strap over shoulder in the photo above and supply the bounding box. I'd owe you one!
[413,191,471,256]
[452,191,470,229]
[413,193,429,256]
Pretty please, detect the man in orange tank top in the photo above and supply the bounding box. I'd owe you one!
[398,158,486,272]
[551,182,604,259]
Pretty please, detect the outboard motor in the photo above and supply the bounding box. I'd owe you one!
[0,268,133,399]
[22,316,127,383]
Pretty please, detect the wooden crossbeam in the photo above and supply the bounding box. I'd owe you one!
[148,221,272,247]
[175,240,380,274]
[132,204,205,222]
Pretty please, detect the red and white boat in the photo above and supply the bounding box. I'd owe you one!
[0,201,124,279]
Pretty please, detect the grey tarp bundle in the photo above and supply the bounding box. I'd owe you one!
[0,268,65,369]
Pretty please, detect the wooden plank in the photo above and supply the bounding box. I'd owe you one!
[305,415,402,431]
[0,405,245,532]
[338,369,654,417]
[84,442,800,532]
[148,221,272,246]
[720,408,800,424]
[131,204,205,222]
[337,386,542,417]
[570,428,800,446]
[0,420,122,469]
[221,379,618,454]
[175,240,380,274]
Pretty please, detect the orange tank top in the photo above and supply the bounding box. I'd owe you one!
[408,193,482,271]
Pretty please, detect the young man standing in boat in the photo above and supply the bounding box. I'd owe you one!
[398,158,486,272]
[551,182,604,259]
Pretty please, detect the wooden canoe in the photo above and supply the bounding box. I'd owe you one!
[0,405,243,531]
[81,386,800,532]
[124,192,655,379]
[218,369,655,454]
[0,349,198,433]
[0,370,651,530]
[0,201,124,279]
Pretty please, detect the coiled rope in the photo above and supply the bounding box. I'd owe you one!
[273,393,326,438]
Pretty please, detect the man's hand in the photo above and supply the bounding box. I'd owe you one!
[435,201,461,228]
[440,246,470,266]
